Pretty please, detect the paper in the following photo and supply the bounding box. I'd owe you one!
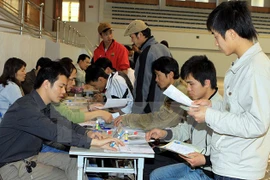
[95,99,128,109]
[118,145,154,153]
[163,85,196,107]
[159,140,202,158]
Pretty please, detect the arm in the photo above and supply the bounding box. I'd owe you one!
[53,103,85,123]
[5,83,23,104]
[116,45,130,71]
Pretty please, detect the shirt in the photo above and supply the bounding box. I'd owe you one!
[0,90,92,167]
[75,63,86,87]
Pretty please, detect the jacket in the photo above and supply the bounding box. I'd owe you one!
[206,43,270,179]
[122,79,186,130]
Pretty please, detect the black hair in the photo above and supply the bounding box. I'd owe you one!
[180,55,217,89]
[124,45,132,51]
[35,57,52,69]
[0,57,26,87]
[160,40,169,48]
[152,56,179,79]
[77,54,90,63]
[206,1,257,41]
[85,65,109,83]
[34,61,69,89]
[134,28,151,38]
[93,57,115,71]
[59,57,77,77]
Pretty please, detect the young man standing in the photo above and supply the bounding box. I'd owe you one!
[75,54,91,87]
[124,20,172,114]
[114,56,186,130]
[0,62,123,180]
[93,23,130,74]
[189,1,270,179]
[145,55,222,180]
[85,65,133,115]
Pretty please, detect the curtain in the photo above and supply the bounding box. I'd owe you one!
[78,0,85,22]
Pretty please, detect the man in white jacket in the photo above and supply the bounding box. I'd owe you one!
[145,55,222,180]
[189,1,270,180]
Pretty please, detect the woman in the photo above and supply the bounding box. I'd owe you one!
[0,57,26,117]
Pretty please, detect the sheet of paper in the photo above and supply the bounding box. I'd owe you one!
[117,145,154,154]
[163,85,196,107]
[95,99,128,109]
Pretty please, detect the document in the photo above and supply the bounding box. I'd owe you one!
[163,85,197,107]
[95,99,128,109]
[159,140,202,158]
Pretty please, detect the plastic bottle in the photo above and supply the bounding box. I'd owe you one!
[124,130,129,142]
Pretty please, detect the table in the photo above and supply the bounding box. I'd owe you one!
[70,144,154,180]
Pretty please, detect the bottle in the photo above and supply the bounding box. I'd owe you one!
[124,130,129,142]
[95,120,101,131]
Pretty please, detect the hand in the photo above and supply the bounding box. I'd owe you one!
[91,138,125,151]
[101,111,113,123]
[192,99,211,107]
[89,103,104,111]
[93,93,104,102]
[179,152,206,167]
[145,128,167,141]
[87,131,104,140]
[114,116,123,127]
[187,106,208,123]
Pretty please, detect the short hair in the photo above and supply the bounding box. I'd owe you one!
[0,57,26,87]
[180,55,217,89]
[94,57,115,71]
[77,54,90,63]
[152,56,179,79]
[207,1,257,41]
[34,61,69,89]
[124,45,132,51]
[160,40,169,48]
[36,57,52,69]
[134,28,151,39]
[59,57,77,77]
[85,65,109,83]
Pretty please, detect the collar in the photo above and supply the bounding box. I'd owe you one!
[101,39,115,50]
[140,36,154,50]
[104,72,116,91]
[230,42,261,74]
[31,90,48,111]
[208,87,218,100]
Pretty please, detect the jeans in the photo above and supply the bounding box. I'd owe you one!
[150,163,213,180]
[214,174,243,180]
[41,144,67,153]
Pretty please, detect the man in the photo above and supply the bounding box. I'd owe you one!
[0,62,123,180]
[114,56,186,130]
[93,22,130,74]
[85,65,133,115]
[124,20,172,114]
[189,1,270,180]
[22,57,51,94]
[75,54,91,87]
[145,55,222,180]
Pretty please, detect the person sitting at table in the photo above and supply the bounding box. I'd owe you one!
[144,55,222,180]
[0,57,26,118]
[114,56,186,130]
[85,65,134,115]
[0,61,123,180]
[21,57,52,94]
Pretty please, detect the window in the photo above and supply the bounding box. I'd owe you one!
[195,0,209,2]
[251,0,264,7]
[62,1,79,22]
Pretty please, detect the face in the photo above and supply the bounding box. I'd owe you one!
[79,57,91,70]
[15,65,26,82]
[66,69,77,92]
[154,70,172,90]
[47,75,67,103]
[89,77,106,92]
[212,30,235,56]
[100,30,113,45]
[185,74,208,100]
[130,33,143,48]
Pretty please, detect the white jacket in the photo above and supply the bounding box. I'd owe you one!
[206,43,270,179]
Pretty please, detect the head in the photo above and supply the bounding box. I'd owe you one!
[206,1,257,56]
[85,65,109,91]
[152,56,179,90]
[34,61,69,104]
[59,57,77,92]
[77,54,91,70]
[94,57,115,74]
[0,57,27,86]
[35,57,52,72]
[124,20,151,48]
[98,23,113,45]
[124,45,134,57]
[160,40,169,48]
[180,55,217,100]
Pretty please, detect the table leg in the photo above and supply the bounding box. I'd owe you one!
[77,156,84,180]
[137,158,145,180]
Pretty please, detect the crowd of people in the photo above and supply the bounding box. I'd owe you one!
[0,1,269,180]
